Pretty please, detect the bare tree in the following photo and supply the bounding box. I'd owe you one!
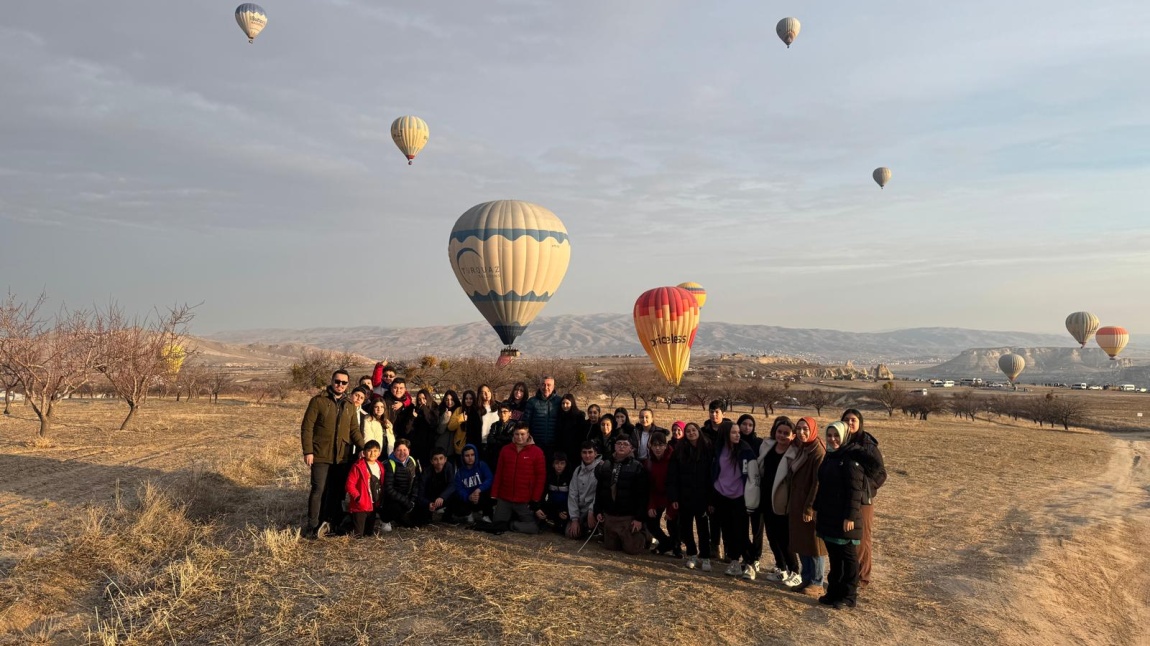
[743,380,786,415]
[1,363,19,416]
[207,369,235,404]
[871,382,909,417]
[516,358,587,396]
[1046,396,1086,430]
[679,376,717,411]
[0,294,100,437]
[713,375,744,413]
[439,357,513,394]
[905,392,947,421]
[598,370,628,407]
[175,363,208,401]
[289,348,350,391]
[949,391,983,422]
[802,388,832,416]
[94,303,195,430]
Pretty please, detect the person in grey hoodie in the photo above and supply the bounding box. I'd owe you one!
[565,441,603,539]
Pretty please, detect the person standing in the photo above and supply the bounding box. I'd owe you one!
[789,416,828,593]
[523,377,563,456]
[815,422,865,609]
[711,423,756,578]
[841,408,887,589]
[667,422,714,571]
[300,369,365,538]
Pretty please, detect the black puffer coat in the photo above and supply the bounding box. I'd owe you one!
[593,456,648,519]
[813,447,864,541]
[666,438,714,512]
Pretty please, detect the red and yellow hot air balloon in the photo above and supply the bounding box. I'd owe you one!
[634,286,700,386]
[1095,326,1129,360]
[676,282,707,309]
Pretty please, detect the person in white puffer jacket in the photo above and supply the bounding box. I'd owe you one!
[745,416,801,586]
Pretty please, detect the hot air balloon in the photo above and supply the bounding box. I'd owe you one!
[1065,311,1100,348]
[873,167,891,189]
[998,353,1025,385]
[391,116,429,165]
[634,286,701,386]
[448,201,571,363]
[235,4,268,43]
[1095,326,1129,360]
[676,282,707,309]
[776,17,801,48]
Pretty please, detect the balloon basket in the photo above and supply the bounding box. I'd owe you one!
[497,348,520,367]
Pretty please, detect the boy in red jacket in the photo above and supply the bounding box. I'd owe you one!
[346,440,384,538]
[490,423,546,534]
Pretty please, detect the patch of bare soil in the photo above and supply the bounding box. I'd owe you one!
[0,399,1146,644]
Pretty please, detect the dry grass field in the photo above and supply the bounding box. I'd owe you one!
[0,389,1147,645]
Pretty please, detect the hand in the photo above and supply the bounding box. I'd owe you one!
[629,520,643,533]
[648,509,656,519]
[671,502,679,511]
[469,489,481,504]
[559,511,569,521]
[596,513,604,525]
[434,498,444,510]
[843,519,855,532]
[803,511,813,523]
[587,512,599,529]
[462,412,468,422]
[391,401,402,411]
[428,502,436,512]
[535,509,547,520]
[303,454,314,467]
[566,520,581,539]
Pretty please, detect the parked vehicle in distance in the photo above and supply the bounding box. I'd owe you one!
[1119,384,1137,392]
[1088,385,1103,390]
[1071,383,1088,390]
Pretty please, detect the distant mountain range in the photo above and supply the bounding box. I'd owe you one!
[906,347,1145,383]
[205,314,1126,364]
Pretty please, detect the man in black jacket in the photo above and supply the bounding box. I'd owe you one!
[300,369,365,539]
[593,435,652,555]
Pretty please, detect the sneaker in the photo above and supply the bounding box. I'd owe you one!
[379,522,393,533]
[741,565,757,581]
[701,559,713,572]
[685,556,698,570]
[481,516,492,524]
[782,571,803,588]
[316,521,331,539]
[750,560,762,573]
[764,567,786,581]
[724,561,743,576]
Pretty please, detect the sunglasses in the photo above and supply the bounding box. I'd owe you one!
[333,380,348,385]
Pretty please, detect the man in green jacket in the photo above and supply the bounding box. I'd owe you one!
[301,369,365,538]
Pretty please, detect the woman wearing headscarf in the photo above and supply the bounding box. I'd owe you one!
[841,408,887,589]
[814,421,865,609]
[789,416,827,592]
[668,420,686,449]
[557,394,587,463]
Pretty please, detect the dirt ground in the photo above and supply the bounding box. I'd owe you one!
[0,394,1147,645]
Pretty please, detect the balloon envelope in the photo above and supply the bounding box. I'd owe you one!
[391,116,430,165]
[448,201,571,347]
[634,286,701,386]
[998,353,1025,383]
[1096,326,1129,360]
[235,3,267,43]
[676,282,707,309]
[1065,311,1100,348]
[776,17,801,48]
[873,167,891,189]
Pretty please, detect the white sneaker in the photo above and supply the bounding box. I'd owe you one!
[379,522,393,533]
[782,571,803,587]
[316,521,331,539]
[701,559,712,572]
[685,556,698,570]
[750,559,762,573]
[725,561,743,576]
[481,516,492,524]
[764,567,786,581]
[742,565,757,581]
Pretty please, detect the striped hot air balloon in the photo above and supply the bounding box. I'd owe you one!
[998,353,1025,385]
[634,286,701,386]
[873,167,891,189]
[391,116,430,165]
[776,17,801,48]
[448,201,571,355]
[1095,326,1129,360]
[235,4,268,43]
[677,282,707,309]
[1065,311,1100,348]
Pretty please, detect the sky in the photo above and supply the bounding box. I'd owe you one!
[1,0,1148,337]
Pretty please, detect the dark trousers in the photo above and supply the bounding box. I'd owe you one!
[765,511,799,573]
[710,505,724,559]
[825,540,860,604]
[713,495,748,563]
[447,491,494,518]
[747,508,765,562]
[308,462,350,529]
[679,508,711,558]
[646,507,680,554]
[381,499,430,527]
[352,511,378,537]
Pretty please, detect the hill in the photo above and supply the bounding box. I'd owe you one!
[205,314,1085,363]
[910,346,1144,383]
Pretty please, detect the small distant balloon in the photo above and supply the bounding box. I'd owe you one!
[998,353,1025,384]
[391,116,430,165]
[676,282,707,309]
[776,17,801,48]
[235,4,268,44]
[1095,326,1129,360]
[873,167,891,189]
[1064,311,1100,348]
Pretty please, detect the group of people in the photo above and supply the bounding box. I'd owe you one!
[300,363,888,609]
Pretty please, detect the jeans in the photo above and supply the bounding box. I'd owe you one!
[800,554,826,585]
[493,500,539,534]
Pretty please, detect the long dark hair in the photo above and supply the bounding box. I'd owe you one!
[723,422,742,464]
[769,415,793,439]
[677,422,711,462]
[440,390,460,412]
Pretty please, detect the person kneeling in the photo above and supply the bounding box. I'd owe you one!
[566,442,602,539]
[451,444,495,523]
[382,439,429,529]
[594,435,652,554]
[421,448,456,524]
[536,452,571,533]
[489,424,546,534]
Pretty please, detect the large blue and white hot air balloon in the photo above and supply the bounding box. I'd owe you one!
[235,4,268,43]
[448,201,571,362]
